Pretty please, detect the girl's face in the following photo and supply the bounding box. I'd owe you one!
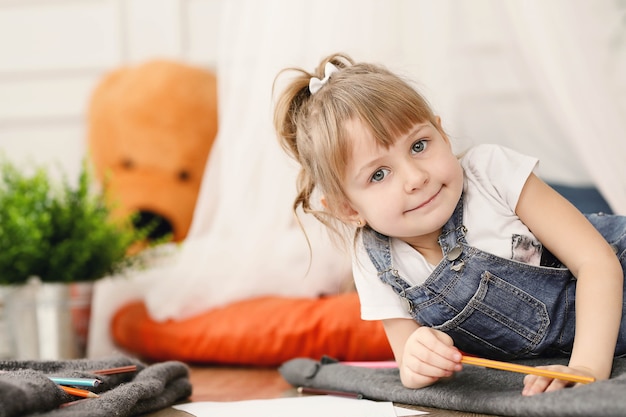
[341,118,464,247]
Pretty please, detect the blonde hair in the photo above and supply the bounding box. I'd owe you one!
[273,53,439,245]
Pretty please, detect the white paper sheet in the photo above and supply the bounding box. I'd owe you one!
[173,396,427,417]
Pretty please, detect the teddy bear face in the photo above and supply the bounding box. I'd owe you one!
[88,60,218,242]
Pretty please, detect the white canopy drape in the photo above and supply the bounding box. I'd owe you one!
[502,0,626,212]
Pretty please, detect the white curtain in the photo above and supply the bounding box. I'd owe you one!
[502,0,626,213]
[88,0,625,357]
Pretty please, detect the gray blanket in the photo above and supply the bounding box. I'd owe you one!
[279,357,626,417]
[0,356,191,417]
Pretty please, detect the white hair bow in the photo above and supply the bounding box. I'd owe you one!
[309,62,339,95]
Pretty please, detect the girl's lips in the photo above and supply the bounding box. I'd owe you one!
[406,189,441,212]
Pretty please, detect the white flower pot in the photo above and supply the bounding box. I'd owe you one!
[0,277,93,359]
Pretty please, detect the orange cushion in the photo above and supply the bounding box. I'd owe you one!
[111,292,394,366]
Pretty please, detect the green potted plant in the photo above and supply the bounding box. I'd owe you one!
[0,159,148,284]
[0,158,155,359]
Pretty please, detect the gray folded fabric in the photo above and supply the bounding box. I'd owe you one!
[279,357,626,417]
[0,356,191,417]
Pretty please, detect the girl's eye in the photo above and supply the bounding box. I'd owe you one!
[370,168,390,183]
[411,140,427,154]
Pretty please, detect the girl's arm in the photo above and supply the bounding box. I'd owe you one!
[383,318,462,389]
[515,173,623,395]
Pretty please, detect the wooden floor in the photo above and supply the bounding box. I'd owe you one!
[188,366,294,402]
[146,365,501,417]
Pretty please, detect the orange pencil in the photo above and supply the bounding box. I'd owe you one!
[461,355,595,384]
[59,385,99,398]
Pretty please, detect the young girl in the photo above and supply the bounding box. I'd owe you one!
[273,53,626,396]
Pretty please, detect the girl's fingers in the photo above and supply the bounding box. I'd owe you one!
[522,366,577,396]
[406,348,459,375]
[522,375,552,396]
[412,327,455,352]
[399,327,463,388]
[422,328,463,363]
[406,327,462,374]
[523,375,571,396]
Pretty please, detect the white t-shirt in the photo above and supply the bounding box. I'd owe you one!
[352,144,540,321]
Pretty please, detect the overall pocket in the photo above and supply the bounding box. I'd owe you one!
[432,271,550,359]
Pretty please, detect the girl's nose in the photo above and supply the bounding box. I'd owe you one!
[403,163,428,193]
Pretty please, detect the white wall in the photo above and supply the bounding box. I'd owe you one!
[0,0,624,187]
[0,0,221,181]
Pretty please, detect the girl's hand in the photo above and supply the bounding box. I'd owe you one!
[522,365,596,396]
[399,326,463,388]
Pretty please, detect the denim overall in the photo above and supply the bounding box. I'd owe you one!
[362,197,626,360]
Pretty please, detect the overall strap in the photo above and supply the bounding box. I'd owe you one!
[361,227,411,295]
[437,194,467,254]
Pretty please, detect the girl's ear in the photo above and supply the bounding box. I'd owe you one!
[434,115,452,146]
[321,196,364,227]
[434,115,445,134]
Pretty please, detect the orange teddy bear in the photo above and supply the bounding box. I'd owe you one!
[87,60,218,242]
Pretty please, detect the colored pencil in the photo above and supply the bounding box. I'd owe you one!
[91,365,138,375]
[461,355,595,384]
[49,377,101,387]
[59,385,100,398]
[297,386,364,399]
